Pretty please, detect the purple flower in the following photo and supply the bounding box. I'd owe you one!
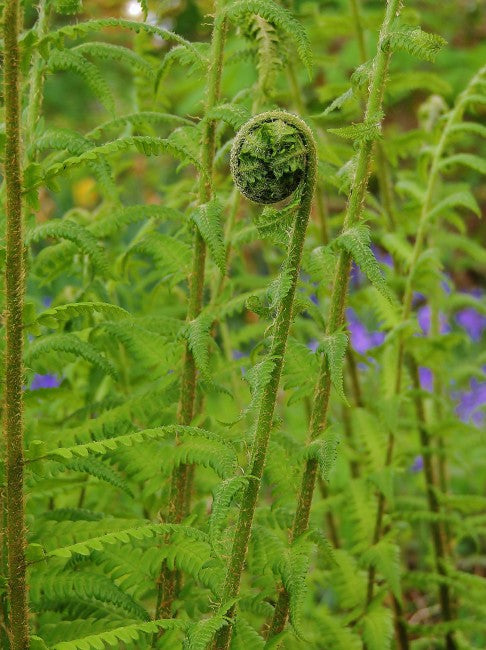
[42,296,52,308]
[419,366,433,392]
[232,350,247,361]
[30,373,60,390]
[310,293,319,306]
[350,262,365,289]
[307,339,319,353]
[346,308,384,354]
[410,455,424,473]
[456,307,486,342]
[371,245,393,268]
[417,305,450,335]
[455,378,486,427]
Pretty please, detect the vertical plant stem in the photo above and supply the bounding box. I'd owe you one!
[212,112,317,650]
[155,5,227,623]
[2,1,29,648]
[268,0,402,641]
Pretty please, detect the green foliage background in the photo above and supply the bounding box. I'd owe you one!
[0,0,485,648]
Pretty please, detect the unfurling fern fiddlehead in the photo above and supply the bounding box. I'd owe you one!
[267,1,407,646]
[211,111,317,650]
[2,0,30,648]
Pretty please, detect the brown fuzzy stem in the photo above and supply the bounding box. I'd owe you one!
[2,1,29,648]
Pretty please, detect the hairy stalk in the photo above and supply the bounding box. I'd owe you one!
[267,1,403,642]
[155,5,227,623]
[2,1,29,647]
[365,68,486,649]
[212,111,317,650]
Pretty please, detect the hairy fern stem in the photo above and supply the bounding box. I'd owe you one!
[212,111,317,650]
[155,5,227,623]
[2,0,29,647]
[267,0,404,642]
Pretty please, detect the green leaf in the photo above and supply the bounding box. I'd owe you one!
[51,619,186,649]
[329,114,383,143]
[303,429,341,482]
[335,225,394,302]
[191,200,226,273]
[319,331,349,404]
[439,153,486,175]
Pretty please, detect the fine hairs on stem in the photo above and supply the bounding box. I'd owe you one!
[155,2,227,623]
[211,111,317,650]
[2,0,30,648]
[267,1,406,645]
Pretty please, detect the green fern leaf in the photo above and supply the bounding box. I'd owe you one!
[73,42,154,79]
[205,104,251,131]
[223,0,312,75]
[210,476,248,547]
[329,114,383,143]
[191,200,226,273]
[362,602,393,650]
[26,334,117,378]
[88,112,193,140]
[302,429,341,482]
[47,522,208,559]
[27,220,109,276]
[362,538,401,600]
[35,302,130,329]
[386,25,447,62]
[155,43,209,91]
[438,153,486,175]
[318,331,349,404]
[46,50,115,114]
[335,225,394,302]
[55,0,82,15]
[50,619,186,649]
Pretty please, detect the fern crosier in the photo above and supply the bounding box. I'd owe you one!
[212,110,317,650]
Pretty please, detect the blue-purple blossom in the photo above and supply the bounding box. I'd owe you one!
[371,245,393,268]
[456,307,486,342]
[410,455,424,472]
[417,305,450,335]
[30,373,60,390]
[346,308,384,354]
[418,366,433,392]
[454,377,486,427]
[307,339,319,353]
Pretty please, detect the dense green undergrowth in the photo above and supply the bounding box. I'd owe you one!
[0,0,485,648]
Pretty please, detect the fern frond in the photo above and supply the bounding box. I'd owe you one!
[38,136,202,187]
[318,331,349,404]
[191,200,226,273]
[155,43,209,91]
[30,570,148,620]
[27,220,109,276]
[47,522,208,559]
[73,42,154,79]
[335,225,394,302]
[25,334,117,378]
[46,50,115,114]
[223,0,312,75]
[87,112,193,140]
[34,302,130,330]
[329,113,383,143]
[301,429,341,482]
[49,619,186,649]
[385,25,447,62]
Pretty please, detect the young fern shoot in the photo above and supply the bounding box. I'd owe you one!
[268,0,404,643]
[212,111,317,650]
[2,0,30,647]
